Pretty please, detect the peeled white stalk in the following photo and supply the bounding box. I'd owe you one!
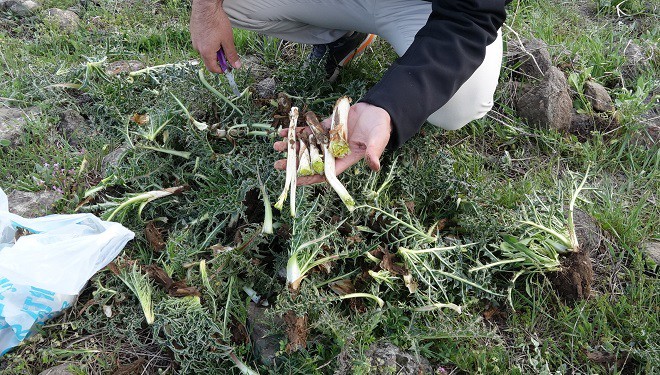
[274,107,299,217]
[297,138,313,177]
[323,141,355,211]
[308,134,324,174]
[329,96,351,158]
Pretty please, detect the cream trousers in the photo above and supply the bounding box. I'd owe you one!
[223,0,503,131]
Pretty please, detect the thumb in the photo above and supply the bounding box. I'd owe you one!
[222,40,242,69]
[365,136,388,172]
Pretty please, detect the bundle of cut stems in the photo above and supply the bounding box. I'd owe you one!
[275,98,356,215]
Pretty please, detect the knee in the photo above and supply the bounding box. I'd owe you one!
[427,96,494,131]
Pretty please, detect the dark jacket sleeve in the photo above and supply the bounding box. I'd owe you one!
[361,0,507,148]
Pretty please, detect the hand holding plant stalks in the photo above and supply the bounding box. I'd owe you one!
[274,97,371,212]
[274,101,392,185]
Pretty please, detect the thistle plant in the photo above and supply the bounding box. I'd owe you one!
[469,168,592,307]
[118,264,155,325]
[103,186,186,221]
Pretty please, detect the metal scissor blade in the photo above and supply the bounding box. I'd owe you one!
[225,71,241,97]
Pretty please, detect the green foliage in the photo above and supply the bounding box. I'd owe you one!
[1,0,658,374]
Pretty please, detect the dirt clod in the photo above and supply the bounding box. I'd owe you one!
[506,37,553,79]
[284,311,308,353]
[7,189,63,217]
[569,110,619,141]
[584,81,614,112]
[364,342,433,375]
[515,67,573,131]
[145,221,166,252]
[57,109,96,147]
[551,249,593,302]
[37,364,74,375]
[0,106,40,147]
[247,303,284,365]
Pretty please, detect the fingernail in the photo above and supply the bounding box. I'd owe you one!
[234,60,242,69]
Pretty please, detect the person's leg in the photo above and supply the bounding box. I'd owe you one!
[221,0,376,45]
[222,0,502,131]
[376,1,503,131]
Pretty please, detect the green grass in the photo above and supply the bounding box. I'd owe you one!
[1,0,658,374]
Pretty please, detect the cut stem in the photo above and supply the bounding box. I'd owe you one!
[329,97,351,158]
[274,107,299,217]
[323,142,356,211]
[305,111,329,145]
[256,171,273,235]
[308,134,324,174]
[297,137,313,176]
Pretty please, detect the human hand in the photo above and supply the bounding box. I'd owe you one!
[190,0,241,73]
[274,102,392,185]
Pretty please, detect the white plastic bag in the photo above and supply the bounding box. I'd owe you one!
[0,188,135,356]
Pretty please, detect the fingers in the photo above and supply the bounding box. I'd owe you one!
[221,41,242,69]
[297,175,326,186]
[273,140,287,152]
[200,50,224,74]
[274,159,287,170]
[333,150,365,175]
[364,136,388,172]
[320,117,331,130]
[277,127,311,139]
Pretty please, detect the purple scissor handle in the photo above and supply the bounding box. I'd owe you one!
[216,48,231,73]
[216,48,241,96]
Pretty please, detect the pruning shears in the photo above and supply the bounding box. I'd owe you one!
[216,48,241,97]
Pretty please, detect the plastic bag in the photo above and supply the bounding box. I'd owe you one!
[0,188,135,356]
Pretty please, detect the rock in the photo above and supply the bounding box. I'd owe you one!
[569,110,619,141]
[583,81,613,112]
[8,190,63,217]
[105,60,145,76]
[364,342,433,375]
[622,41,648,81]
[56,109,95,147]
[241,54,271,81]
[38,364,75,375]
[506,37,553,79]
[255,77,276,99]
[247,303,283,366]
[101,145,129,171]
[44,8,80,32]
[0,106,40,146]
[515,67,573,131]
[643,241,660,265]
[9,0,40,16]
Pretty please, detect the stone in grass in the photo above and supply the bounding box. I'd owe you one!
[569,109,619,142]
[247,303,284,366]
[365,342,433,375]
[241,54,272,81]
[56,109,96,148]
[255,77,276,99]
[515,66,572,131]
[622,41,649,81]
[0,106,40,147]
[8,190,63,218]
[583,81,614,112]
[643,241,660,265]
[38,364,75,375]
[506,37,553,80]
[44,8,80,32]
[105,60,145,77]
[631,97,659,148]
[8,0,41,17]
[101,145,129,171]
